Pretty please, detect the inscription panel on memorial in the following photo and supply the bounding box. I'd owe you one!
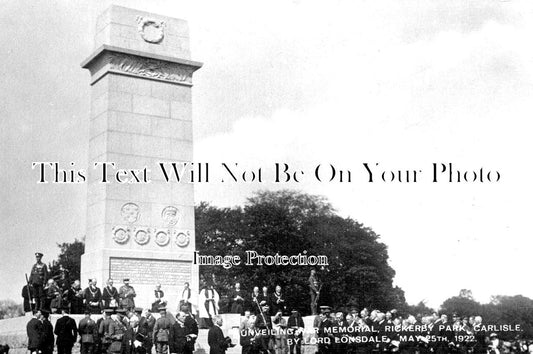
[109,257,191,285]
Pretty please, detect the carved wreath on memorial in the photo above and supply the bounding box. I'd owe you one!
[112,226,130,244]
[136,16,165,44]
[134,228,150,245]
[174,230,190,247]
[155,230,170,246]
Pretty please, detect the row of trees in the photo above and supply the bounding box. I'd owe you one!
[440,290,533,339]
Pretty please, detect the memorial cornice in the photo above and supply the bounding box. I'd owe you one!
[81,45,203,86]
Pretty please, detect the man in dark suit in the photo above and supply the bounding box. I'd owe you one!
[40,310,55,354]
[207,315,234,354]
[27,310,43,354]
[169,311,188,354]
[287,309,305,354]
[181,305,198,354]
[228,282,245,315]
[22,284,35,313]
[139,309,156,354]
[317,309,333,354]
[55,306,78,354]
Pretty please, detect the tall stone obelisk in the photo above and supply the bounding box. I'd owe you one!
[80,6,201,312]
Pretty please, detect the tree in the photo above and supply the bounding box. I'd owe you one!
[196,190,405,314]
[403,300,435,318]
[440,294,481,317]
[48,238,85,282]
[0,299,23,319]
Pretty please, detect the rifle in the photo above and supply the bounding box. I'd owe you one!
[253,297,270,330]
[25,273,35,310]
[313,284,323,307]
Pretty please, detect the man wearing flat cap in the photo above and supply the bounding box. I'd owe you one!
[29,252,49,311]
[119,278,136,311]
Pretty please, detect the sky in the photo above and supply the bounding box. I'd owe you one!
[1,0,532,309]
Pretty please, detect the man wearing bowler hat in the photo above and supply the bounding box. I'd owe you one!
[29,252,49,311]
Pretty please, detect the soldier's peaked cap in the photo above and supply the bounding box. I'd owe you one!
[35,252,43,257]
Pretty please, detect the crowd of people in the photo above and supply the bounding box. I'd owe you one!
[22,253,533,354]
[25,303,204,354]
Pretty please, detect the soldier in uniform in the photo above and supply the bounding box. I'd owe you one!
[309,269,320,315]
[54,306,78,354]
[153,307,173,354]
[29,252,49,311]
[119,278,136,310]
[108,309,128,354]
[79,310,97,354]
[98,309,115,354]
[27,310,44,354]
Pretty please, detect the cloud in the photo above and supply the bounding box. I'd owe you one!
[195,19,533,307]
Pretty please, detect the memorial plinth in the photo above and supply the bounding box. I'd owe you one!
[80,5,202,313]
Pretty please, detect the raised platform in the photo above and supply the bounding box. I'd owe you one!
[0,313,318,354]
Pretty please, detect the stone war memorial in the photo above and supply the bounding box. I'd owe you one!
[80,5,201,314]
[0,6,246,354]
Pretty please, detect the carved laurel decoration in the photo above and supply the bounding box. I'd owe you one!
[112,226,130,244]
[154,230,171,246]
[136,16,165,44]
[174,230,190,247]
[108,53,194,84]
[134,228,151,245]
